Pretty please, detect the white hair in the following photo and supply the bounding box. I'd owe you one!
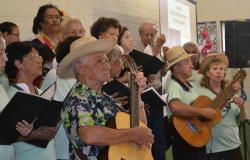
[107,45,123,63]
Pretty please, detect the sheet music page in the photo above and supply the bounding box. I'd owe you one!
[142,87,167,105]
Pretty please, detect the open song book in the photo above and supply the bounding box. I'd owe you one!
[129,49,165,77]
[0,83,63,148]
[141,87,167,109]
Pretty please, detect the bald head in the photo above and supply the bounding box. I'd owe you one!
[139,20,157,46]
[139,21,156,33]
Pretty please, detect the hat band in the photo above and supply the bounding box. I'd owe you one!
[168,52,186,63]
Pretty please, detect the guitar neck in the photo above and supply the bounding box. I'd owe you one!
[210,82,234,109]
[129,73,139,128]
[210,70,246,109]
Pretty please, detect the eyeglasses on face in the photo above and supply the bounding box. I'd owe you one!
[24,52,42,60]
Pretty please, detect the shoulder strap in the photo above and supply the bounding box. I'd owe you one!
[11,84,25,91]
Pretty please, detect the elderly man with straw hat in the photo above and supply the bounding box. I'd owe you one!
[165,46,216,160]
[57,36,154,160]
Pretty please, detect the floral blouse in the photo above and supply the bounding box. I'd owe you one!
[61,82,124,160]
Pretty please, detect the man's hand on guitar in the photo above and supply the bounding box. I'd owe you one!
[200,108,216,120]
[131,127,154,148]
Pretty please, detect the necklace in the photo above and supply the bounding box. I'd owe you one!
[38,32,61,53]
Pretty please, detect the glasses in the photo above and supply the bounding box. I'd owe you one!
[24,52,42,61]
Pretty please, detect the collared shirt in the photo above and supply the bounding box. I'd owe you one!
[61,82,124,160]
[166,75,199,117]
[188,70,202,88]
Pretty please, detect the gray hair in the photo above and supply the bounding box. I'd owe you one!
[107,45,123,63]
[60,18,84,37]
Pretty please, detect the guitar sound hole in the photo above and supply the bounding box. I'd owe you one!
[198,116,207,122]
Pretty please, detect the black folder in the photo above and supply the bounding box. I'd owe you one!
[0,91,63,148]
[129,50,165,77]
[102,80,129,98]
[141,87,167,109]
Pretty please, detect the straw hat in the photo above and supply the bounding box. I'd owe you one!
[166,45,194,70]
[57,35,116,79]
[200,53,229,74]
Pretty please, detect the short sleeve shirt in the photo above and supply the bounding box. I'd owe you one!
[166,75,199,117]
[61,82,124,160]
[198,87,241,153]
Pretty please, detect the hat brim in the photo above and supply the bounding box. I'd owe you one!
[167,54,194,70]
[57,39,116,79]
[200,54,229,74]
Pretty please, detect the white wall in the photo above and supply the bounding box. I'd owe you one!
[0,0,159,41]
[197,0,250,22]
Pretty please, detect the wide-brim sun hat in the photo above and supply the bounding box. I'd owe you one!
[166,45,195,70]
[57,35,116,79]
[200,53,229,74]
